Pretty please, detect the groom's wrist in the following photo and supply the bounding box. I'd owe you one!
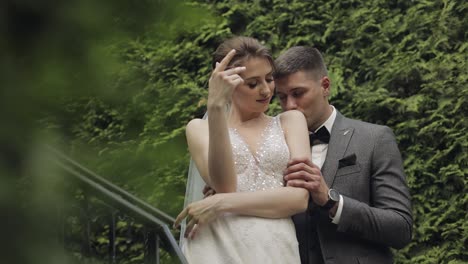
[311,189,329,207]
[328,203,338,217]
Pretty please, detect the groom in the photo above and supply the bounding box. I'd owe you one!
[275,46,412,264]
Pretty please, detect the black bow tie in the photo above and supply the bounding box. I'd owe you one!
[309,126,330,146]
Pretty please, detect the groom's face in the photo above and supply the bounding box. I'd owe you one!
[275,70,330,131]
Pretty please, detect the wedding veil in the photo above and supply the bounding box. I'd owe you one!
[179,113,208,247]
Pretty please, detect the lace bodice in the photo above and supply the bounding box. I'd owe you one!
[229,115,290,192]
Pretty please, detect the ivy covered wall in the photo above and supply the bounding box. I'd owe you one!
[3,0,466,263]
[105,1,467,262]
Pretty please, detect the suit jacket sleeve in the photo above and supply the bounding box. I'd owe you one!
[336,126,412,249]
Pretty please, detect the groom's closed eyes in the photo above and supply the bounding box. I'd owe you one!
[277,88,307,101]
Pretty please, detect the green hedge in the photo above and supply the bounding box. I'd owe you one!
[104,1,467,262]
[4,0,466,263]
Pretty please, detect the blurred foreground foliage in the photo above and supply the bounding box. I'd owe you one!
[2,0,466,263]
[1,0,208,263]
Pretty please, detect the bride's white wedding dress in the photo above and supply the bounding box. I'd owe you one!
[182,115,301,263]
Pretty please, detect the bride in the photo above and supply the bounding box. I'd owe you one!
[174,36,311,263]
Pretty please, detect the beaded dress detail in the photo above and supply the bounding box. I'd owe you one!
[182,115,301,264]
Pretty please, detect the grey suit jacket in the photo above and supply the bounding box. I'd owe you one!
[293,111,412,264]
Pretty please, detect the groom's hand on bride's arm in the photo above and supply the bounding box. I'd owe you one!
[283,157,329,207]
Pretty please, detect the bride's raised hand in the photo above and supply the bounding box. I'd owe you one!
[174,194,225,239]
[207,49,246,108]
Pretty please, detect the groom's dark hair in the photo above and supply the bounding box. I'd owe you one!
[274,46,328,81]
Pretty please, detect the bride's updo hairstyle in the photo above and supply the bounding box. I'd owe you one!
[212,36,275,72]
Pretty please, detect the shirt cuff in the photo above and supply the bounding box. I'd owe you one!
[331,195,344,225]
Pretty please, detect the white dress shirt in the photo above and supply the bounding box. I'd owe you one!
[311,105,343,224]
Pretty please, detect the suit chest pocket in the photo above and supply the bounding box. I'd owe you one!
[335,163,361,177]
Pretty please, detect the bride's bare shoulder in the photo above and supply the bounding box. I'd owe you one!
[279,110,306,127]
[187,118,207,129]
[186,118,208,136]
[186,119,208,149]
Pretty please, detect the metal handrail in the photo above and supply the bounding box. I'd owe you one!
[47,145,188,264]
[47,145,175,224]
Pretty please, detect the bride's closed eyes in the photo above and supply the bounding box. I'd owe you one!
[246,77,274,89]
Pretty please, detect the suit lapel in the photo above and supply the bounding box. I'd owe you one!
[321,112,353,187]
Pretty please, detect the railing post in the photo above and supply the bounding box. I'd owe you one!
[57,176,65,253]
[145,228,160,264]
[109,210,117,264]
[81,191,92,261]
[155,232,160,264]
